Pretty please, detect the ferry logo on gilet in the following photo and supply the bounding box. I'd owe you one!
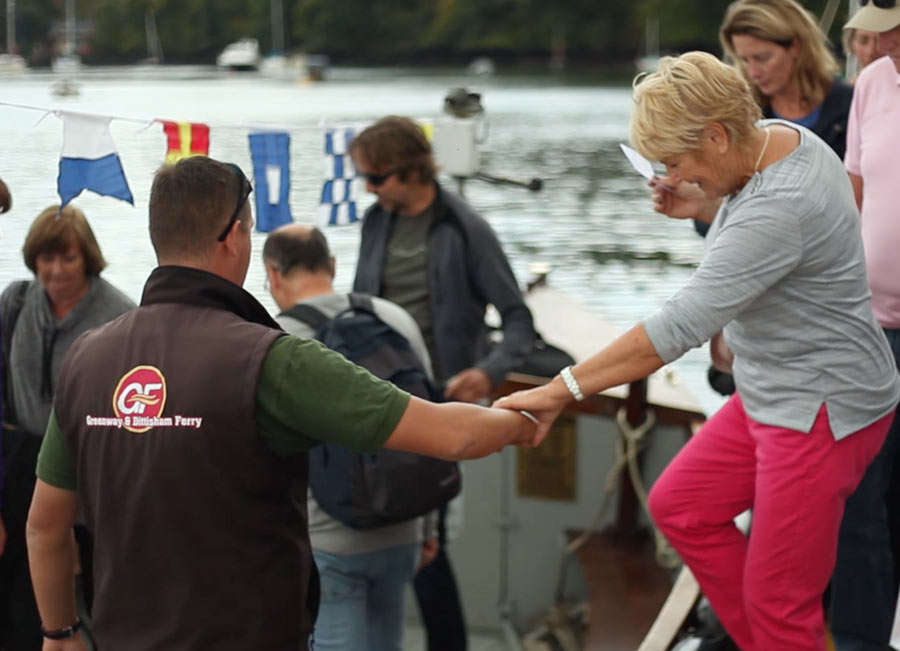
[112,365,167,433]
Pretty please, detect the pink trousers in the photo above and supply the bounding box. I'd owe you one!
[648,394,893,651]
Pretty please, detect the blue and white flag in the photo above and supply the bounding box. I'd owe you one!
[249,131,293,232]
[57,112,133,206]
[319,126,366,227]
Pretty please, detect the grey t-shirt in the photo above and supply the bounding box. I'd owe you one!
[643,121,900,439]
[382,204,437,369]
[277,292,436,554]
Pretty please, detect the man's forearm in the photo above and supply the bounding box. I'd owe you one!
[26,526,78,630]
[448,404,534,458]
[384,398,534,460]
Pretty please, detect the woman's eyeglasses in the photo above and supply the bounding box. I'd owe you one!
[217,163,253,242]
[860,0,896,8]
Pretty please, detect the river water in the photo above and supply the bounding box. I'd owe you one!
[0,65,725,415]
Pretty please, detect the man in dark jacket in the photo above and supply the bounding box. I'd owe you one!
[24,156,539,651]
[350,116,536,651]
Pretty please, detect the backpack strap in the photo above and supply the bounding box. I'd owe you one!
[2,280,33,426]
[279,303,331,332]
[347,292,376,315]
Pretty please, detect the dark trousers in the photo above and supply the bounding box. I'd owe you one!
[413,505,467,651]
[0,428,42,651]
[830,328,900,650]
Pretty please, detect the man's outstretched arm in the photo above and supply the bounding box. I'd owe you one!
[383,397,541,460]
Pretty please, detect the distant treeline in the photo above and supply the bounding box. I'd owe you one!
[4,0,848,67]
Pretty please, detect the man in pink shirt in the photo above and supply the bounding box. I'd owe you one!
[831,3,900,650]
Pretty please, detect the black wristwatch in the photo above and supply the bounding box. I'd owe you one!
[41,619,81,640]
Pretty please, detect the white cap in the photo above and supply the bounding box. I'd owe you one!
[846,2,900,32]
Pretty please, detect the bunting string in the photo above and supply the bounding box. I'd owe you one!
[0,99,433,229]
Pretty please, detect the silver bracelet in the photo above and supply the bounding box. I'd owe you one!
[518,410,539,425]
[559,365,584,402]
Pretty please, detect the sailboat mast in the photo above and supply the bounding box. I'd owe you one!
[6,0,15,54]
[646,16,659,60]
[145,10,163,62]
[65,0,75,56]
[271,0,284,53]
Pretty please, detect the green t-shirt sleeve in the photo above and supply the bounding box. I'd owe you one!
[256,335,411,457]
[36,409,77,490]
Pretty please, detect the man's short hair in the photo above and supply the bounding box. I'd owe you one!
[263,226,332,276]
[349,116,436,185]
[23,204,107,277]
[149,156,247,259]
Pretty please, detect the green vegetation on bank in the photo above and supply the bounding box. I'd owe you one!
[3,0,847,67]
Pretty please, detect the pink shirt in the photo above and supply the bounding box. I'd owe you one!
[845,57,900,328]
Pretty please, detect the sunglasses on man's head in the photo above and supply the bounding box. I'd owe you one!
[361,168,401,187]
[860,0,896,8]
[217,163,253,242]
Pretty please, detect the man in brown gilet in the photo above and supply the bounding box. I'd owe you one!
[24,156,540,651]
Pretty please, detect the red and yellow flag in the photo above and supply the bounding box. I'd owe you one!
[159,120,210,164]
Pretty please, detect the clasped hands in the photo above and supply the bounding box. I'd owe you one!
[493,379,572,450]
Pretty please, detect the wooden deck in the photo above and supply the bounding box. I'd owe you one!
[570,529,675,651]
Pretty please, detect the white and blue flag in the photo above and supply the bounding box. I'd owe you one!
[57,111,133,206]
[319,126,366,227]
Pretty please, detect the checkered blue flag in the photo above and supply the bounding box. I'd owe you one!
[319,126,367,226]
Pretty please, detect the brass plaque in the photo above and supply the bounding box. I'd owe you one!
[517,414,576,501]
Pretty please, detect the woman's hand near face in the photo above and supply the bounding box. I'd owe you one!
[651,176,721,223]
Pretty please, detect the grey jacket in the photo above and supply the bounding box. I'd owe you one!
[353,183,535,385]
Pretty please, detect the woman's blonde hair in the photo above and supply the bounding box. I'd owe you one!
[630,51,761,162]
[720,0,838,108]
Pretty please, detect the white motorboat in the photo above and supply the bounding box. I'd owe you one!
[216,38,261,71]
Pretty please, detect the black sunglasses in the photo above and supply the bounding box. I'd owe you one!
[860,0,896,7]
[361,168,401,187]
[216,163,253,242]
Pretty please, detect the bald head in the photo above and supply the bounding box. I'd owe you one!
[263,224,333,276]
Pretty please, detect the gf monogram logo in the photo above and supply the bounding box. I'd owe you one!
[112,365,167,433]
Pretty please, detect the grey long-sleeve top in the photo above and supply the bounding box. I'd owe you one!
[643,121,900,439]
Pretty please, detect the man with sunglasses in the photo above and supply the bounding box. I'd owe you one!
[350,116,536,651]
[829,3,900,650]
[24,156,540,651]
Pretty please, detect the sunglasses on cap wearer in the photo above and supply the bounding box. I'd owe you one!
[860,0,896,7]
[216,163,253,242]
[361,168,402,187]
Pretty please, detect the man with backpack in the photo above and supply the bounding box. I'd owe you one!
[263,223,450,651]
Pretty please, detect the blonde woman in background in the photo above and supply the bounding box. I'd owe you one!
[497,52,899,650]
[720,0,854,158]
[844,27,880,82]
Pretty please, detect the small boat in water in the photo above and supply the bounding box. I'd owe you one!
[216,38,262,71]
[0,53,26,75]
[51,77,80,97]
